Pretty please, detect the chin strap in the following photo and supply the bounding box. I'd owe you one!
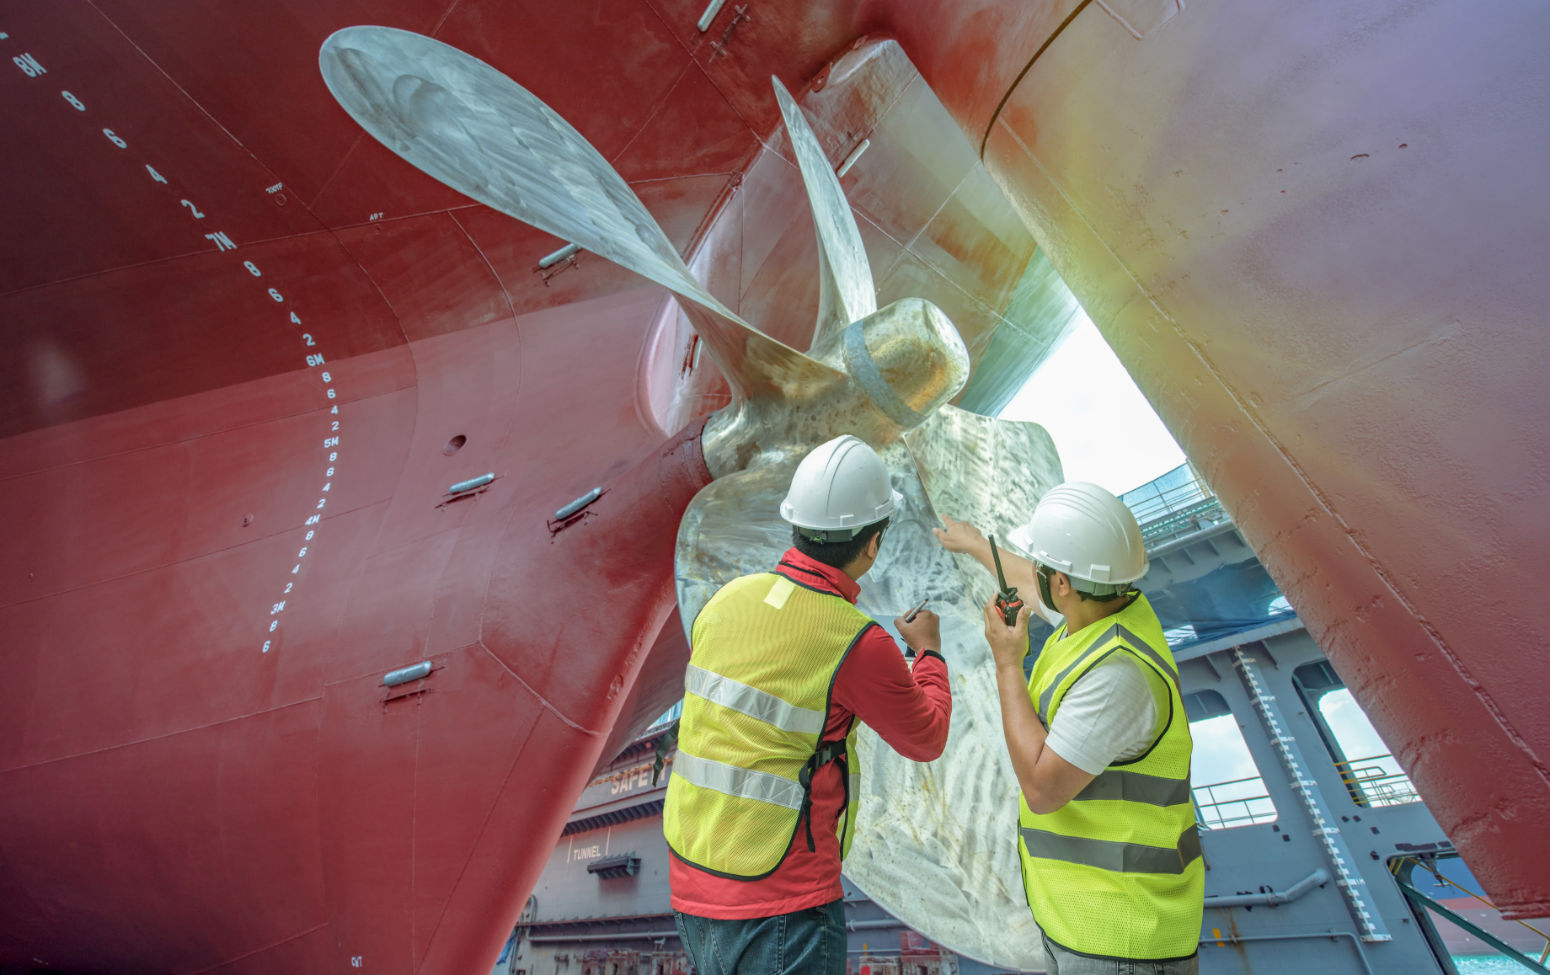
[1036,566,1057,624]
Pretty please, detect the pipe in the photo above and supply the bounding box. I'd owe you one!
[696,0,727,31]
[1205,868,1330,908]
[448,473,494,495]
[382,661,432,687]
[837,139,870,177]
[1200,931,1376,975]
[555,487,602,520]
[538,242,581,268]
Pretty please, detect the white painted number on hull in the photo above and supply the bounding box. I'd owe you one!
[11,36,347,657]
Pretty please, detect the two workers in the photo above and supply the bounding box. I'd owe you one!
[663,435,1205,974]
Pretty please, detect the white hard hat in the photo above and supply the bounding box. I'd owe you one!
[780,435,903,541]
[1022,482,1148,593]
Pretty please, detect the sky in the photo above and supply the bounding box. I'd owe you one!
[997,312,1186,497]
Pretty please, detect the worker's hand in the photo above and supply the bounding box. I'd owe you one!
[933,515,986,557]
[983,596,1030,671]
[895,609,941,655]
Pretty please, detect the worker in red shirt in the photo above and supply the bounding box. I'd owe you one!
[662,434,953,975]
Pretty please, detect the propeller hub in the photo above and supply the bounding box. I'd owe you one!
[840,298,970,431]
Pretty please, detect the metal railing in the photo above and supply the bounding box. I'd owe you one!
[1122,465,1230,545]
[1335,754,1420,808]
[1393,854,1550,972]
[1193,775,1278,829]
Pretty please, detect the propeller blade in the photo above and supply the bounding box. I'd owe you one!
[319,26,838,401]
[903,404,1064,551]
[844,439,1046,971]
[674,460,799,636]
[770,77,877,353]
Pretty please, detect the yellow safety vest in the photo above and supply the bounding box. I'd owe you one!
[1018,593,1204,960]
[663,571,870,879]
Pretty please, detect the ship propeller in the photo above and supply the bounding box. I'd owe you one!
[318,26,840,404]
[321,27,1055,970]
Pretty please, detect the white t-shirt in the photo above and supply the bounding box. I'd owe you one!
[1044,653,1162,776]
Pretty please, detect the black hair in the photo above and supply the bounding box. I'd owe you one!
[791,518,889,570]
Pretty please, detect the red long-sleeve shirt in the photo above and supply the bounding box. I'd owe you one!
[669,548,953,918]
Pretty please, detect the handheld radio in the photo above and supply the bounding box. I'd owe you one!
[989,535,1025,626]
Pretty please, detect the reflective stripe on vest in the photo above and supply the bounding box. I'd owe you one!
[1020,823,1203,875]
[683,664,827,737]
[1073,767,1193,807]
[671,748,807,810]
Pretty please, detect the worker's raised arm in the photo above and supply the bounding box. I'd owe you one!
[983,599,1096,815]
[833,611,951,762]
[934,516,1039,599]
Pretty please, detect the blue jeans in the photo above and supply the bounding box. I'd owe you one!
[675,900,846,975]
[1042,931,1199,975]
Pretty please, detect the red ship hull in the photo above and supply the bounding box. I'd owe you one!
[2,0,1547,970]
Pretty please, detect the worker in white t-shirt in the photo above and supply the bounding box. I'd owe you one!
[935,483,1204,973]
